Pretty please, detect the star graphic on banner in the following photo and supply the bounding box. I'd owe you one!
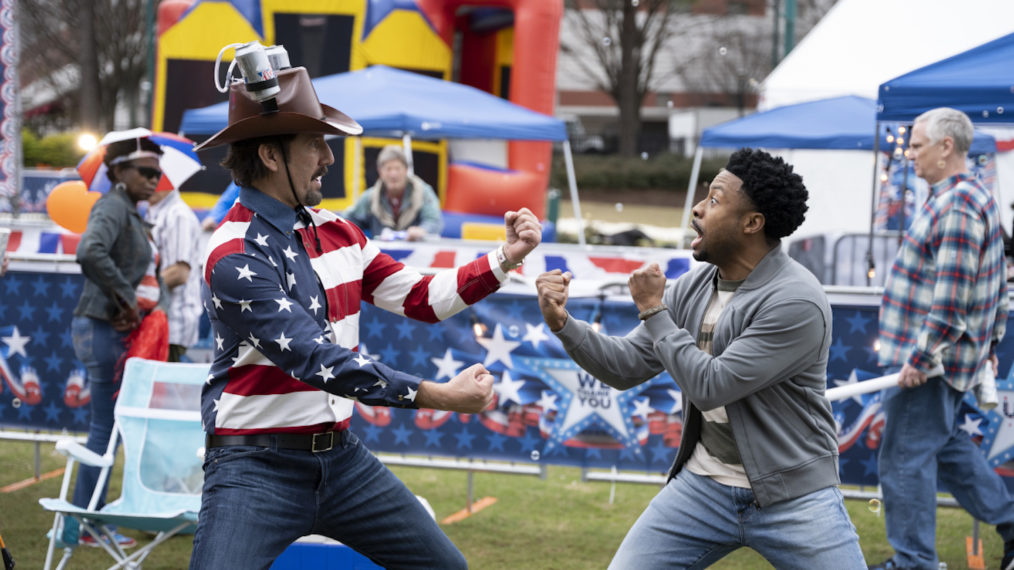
[254,233,269,247]
[649,439,672,464]
[72,407,89,425]
[423,428,444,448]
[17,403,34,421]
[283,246,299,261]
[486,431,508,452]
[981,383,1014,465]
[18,300,35,321]
[667,389,682,414]
[3,327,31,357]
[236,264,255,281]
[308,296,322,314]
[536,390,557,412]
[454,426,476,449]
[392,423,413,446]
[427,323,444,342]
[829,337,851,363]
[43,353,62,372]
[861,452,879,477]
[362,423,383,443]
[431,349,463,380]
[43,400,62,422]
[846,311,871,334]
[833,369,867,406]
[46,303,63,323]
[518,429,542,454]
[585,447,602,460]
[959,414,984,437]
[30,326,50,348]
[60,278,78,298]
[476,324,521,368]
[520,356,649,454]
[523,323,550,349]
[494,371,526,407]
[367,320,387,340]
[380,343,401,363]
[32,276,51,297]
[408,345,429,368]
[395,320,415,340]
[632,397,654,419]
[4,275,21,295]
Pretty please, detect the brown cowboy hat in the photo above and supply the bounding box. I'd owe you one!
[194,66,362,151]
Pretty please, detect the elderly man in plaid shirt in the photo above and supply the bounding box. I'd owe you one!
[873,107,1014,570]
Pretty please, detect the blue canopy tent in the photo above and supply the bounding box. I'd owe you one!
[877,32,1014,124]
[681,95,996,229]
[180,65,587,243]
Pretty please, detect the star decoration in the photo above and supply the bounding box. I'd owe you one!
[373,378,389,389]
[283,246,299,261]
[316,364,336,382]
[493,371,526,407]
[958,414,983,437]
[275,332,293,352]
[632,397,654,418]
[287,272,297,290]
[211,294,223,309]
[2,327,31,357]
[269,256,278,267]
[536,390,557,412]
[833,369,867,406]
[523,322,550,348]
[215,334,224,350]
[205,374,214,385]
[354,353,371,367]
[238,299,253,312]
[308,296,322,314]
[254,233,269,246]
[475,323,521,368]
[666,389,683,415]
[236,264,256,282]
[405,386,417,401]
[431,348,463,380]
[247,333,261,349]
[314,335,326,344]
[275,297,294,312]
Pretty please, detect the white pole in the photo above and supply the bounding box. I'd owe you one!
[680,146,704,231]
[825,373,898,402]
[562,140,586,247]
[402,134,415,177]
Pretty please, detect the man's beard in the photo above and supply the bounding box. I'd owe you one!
[303,188,323,207]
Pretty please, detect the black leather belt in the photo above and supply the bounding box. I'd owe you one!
[206,430,342,453]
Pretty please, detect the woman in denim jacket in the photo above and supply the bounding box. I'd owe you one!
[63,135,167,548]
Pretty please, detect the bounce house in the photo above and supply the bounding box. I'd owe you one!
[153,0,563,225]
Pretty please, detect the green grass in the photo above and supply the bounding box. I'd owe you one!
[0,438,1005,569]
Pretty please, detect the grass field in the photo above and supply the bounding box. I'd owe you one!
[0,437,1005,569]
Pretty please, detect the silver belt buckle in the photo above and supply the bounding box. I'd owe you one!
[311,431,334,453]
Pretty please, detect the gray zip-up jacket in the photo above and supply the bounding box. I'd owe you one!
[553,246,839,507]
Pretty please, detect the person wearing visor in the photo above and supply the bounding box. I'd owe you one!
[190,44,541,569]
[64,135,168,549]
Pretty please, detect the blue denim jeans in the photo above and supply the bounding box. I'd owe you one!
[70,315,128,509]
[189,430,466,570]
[607,469,865,569]
[879,376,1014,569]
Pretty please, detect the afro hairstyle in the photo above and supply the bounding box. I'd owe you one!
[723,148,808,240]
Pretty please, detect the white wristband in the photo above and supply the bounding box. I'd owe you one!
[497,244,523,271]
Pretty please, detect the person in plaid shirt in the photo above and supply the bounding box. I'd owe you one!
[873,107,1014,570]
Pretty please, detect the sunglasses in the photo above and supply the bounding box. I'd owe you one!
[133,166,163,181]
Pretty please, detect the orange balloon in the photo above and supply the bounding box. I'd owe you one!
[46,181,102,234]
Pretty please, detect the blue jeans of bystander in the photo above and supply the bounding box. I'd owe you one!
[188,430,467,570]
[607,469,866,569]
[70,315,128,509]
[879,376,1014,569]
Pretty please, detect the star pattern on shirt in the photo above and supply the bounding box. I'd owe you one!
[287,272,297,290]
[236,264,256,282]
[354,353,371,367]
[405,386,417,402]
[314,335,326,344]
[275,297,294,312]
[238,299,253,312]
[374,378,389,389]
[247,332,261,349]
[254,233,269,247]
[308,296,322,314]
[275,332,293,352]
[283,246,299,261]
[316,364,335,382]
[211,294,223,310]
[215,334,224,350]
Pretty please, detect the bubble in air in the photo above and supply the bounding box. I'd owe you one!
[12,398,21,408]
[998,106,1005,115]
[718,46,728,56]
[530,450,541,461]
[602,37,612,47]
[868,498,881,515]
[507,324,519,337]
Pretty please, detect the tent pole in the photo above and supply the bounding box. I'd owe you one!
[402,134,415,176]
[351,137,362,202]
[562,140,586,247]
[866,123,881,286]
[680,146,704,232]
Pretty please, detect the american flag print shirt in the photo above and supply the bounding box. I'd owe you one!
[201,187,507,435]
[878,172,1008,391]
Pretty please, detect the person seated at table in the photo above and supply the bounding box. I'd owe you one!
[344,145,443,241]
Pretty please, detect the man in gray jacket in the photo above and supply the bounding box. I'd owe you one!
[536,148,865,569]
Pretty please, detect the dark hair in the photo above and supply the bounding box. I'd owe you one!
[104,138,162,183]
[724,148,808,240]
[221,134,297,188]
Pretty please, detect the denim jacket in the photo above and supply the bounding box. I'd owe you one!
[74,185,164,320]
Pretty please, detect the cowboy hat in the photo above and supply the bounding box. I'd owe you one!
[194,66,362,151]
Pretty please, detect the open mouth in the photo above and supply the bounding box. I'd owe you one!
[690,221,703,248]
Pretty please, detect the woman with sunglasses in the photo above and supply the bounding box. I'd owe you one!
[58,135,168,549]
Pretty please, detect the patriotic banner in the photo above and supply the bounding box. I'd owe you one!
[0,0,20,213]
[3,265,1014,486]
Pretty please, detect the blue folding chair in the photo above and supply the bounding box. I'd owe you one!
[40,358,209,569]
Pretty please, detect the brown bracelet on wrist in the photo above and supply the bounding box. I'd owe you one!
[637,305,667,320]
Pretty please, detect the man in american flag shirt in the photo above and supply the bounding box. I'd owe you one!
[187,60,541,568]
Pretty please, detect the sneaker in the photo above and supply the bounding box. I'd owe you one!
[80,529,136,549]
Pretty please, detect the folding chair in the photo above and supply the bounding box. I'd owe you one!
[40,357,210,569]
